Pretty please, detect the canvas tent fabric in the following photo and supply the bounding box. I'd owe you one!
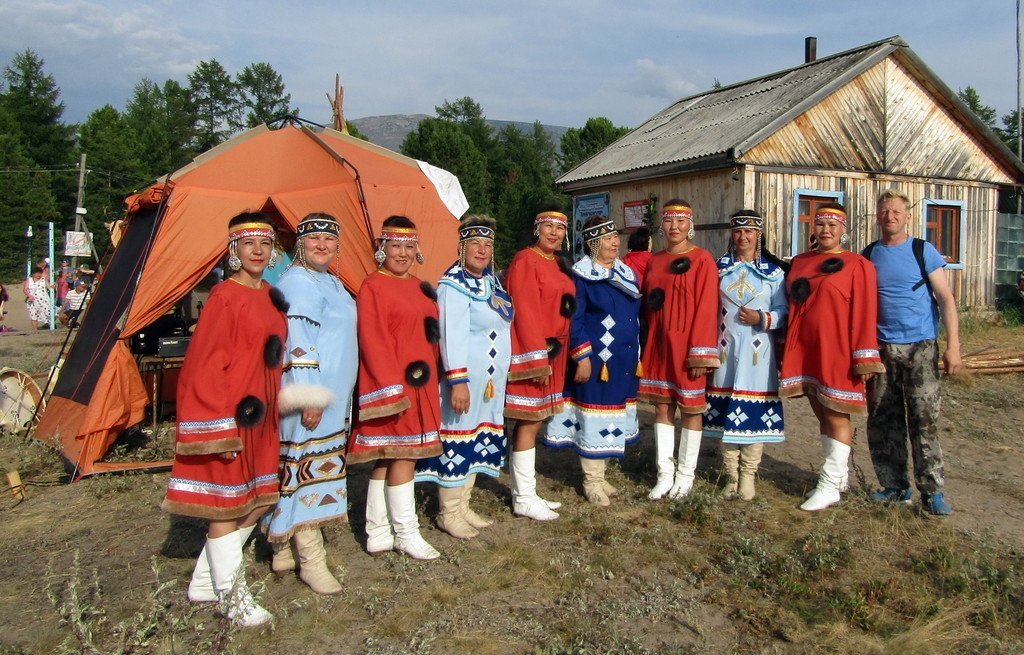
[34,123,465,477]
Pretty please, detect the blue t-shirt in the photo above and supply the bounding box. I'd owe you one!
[867,238,946,344]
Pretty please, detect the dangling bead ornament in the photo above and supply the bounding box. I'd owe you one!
[268,248,278,269]
[600,362,610,382]
[687,225,696,241]
[635,360,643,377]
[415,250,426,264]
[374,247,386,265]
[458,243,466,270]
[484,378,495,399]
[840,233,849,246]
[227,249,242,271]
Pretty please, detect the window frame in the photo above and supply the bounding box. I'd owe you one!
[791,188,844,257]
[920,199,965,270]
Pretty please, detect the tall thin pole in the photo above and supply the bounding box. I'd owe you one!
[72,152,87,269]
[1017,0,1021,212]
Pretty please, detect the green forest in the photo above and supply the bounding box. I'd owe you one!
[0,48,632,280]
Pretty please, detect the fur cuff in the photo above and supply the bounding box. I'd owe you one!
[279,383,335,414]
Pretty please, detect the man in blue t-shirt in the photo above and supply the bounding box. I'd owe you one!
[863,190,961,515]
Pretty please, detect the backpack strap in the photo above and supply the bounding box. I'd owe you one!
[911,238,933,294]
[861,240,877,260]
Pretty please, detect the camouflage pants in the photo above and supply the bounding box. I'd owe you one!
[866,339,945,493]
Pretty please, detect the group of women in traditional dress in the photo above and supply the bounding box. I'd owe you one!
[163,198,883,628]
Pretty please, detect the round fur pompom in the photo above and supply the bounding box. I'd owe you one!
[420,280,437,301]
[269,286,290,313]
[791,277,811,304]
[546,337,563,360]
[647,287,666,311]
[236,395,267,428]
[263,334,284,368]
[670,257,691,275]
[820,257,844,274]
[405,361,431,387]
[424,316,441,344]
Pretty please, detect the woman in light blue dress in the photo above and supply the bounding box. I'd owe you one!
[265,212,357,594]
[703,210,787,501]
[415,215,513,539]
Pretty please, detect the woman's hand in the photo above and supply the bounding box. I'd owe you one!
[450,384,470,414]
[301,407,324,431]
[737,307,760,326]
[532,374,551,388]
[857,373,876,385]
[689,367,709,379]
[574,358,592,384]
[218,451,239,462]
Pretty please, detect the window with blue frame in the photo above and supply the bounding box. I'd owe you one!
[922,200,965,267]
[792,189,843,256]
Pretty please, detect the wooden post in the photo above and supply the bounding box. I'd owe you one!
[6,470,24,502]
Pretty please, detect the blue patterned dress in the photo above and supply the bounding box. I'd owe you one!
[264,267,358,542]
[546,257,641,458]
[703,254,787,444]
[415,263,513,486]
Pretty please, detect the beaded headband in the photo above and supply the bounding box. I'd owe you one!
[229,221,276,242]
[297,217,340,238]
[459,225,495,242]
[662,204,693,220]
[814,207,848,225]
[582,219,617,243]
[534,210,568,227]
[730,214,764,230]
[379,226,419,242]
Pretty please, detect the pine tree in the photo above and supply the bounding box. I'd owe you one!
[189,59,242,151]
[237,62,296,127]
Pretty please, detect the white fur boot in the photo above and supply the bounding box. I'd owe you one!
[648,422,676,500]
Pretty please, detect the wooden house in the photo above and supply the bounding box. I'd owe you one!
[556,36,1024,308]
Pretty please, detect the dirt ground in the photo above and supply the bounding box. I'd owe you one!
[0,321,1022,654]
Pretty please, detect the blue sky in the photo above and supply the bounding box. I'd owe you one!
[0,0,1018,130]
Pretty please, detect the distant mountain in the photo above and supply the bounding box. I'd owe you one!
[349,114,570,153]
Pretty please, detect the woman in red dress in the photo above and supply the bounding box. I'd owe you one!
[349,216,443,560]
[162,212,287,628]
[779,203,884,511]
[638,200,720,500]
[503,208,576,521]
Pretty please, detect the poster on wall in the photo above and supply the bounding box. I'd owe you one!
[623,200,648,229]
[571,192,610,256]
[63,231,92,257]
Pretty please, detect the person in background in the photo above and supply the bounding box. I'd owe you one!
[863,189,961,515]
[503,207,576,521]
[704,210,787,501]
[547,215,641,507]
[61,279,90,328]
[622,226,653,286]
[162,212,287,628]
[348,216,444,560]
[415,215,513,538]
[264,213,357,594]
[639,200,720,500]
[25,266,51,330]
[779,203,884,512]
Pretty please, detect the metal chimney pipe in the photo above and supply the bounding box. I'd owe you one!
[805,36,817,63]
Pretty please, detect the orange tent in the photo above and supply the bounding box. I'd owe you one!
[34,123,466,477]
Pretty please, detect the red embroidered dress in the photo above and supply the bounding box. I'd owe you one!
[503,247,576,421]
[348,272,443,463]
[638,248,720,412]
[779,249,885,414]
[163,280,287,520]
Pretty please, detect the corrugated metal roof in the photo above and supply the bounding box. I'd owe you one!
[558,37,902,185]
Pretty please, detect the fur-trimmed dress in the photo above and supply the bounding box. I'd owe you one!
[637,248,720,412]
[415,263,513,486]
[348,271,443,463]
[162,280,287,520]
[503,247,576,421]
[546,257,642,458]
[703,254,788,444]
[263,267,358,542]
[779,250,885,414]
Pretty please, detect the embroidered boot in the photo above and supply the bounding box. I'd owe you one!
[738,443,764,501]
[580,457,611,507]
[364,477,394,554]
[294,528,343,595]
[720,443,740,500]
[800,438,850,512]
[462,474,494,529]
[387,481,440,560]
[667,427,702,499]
[437,484,479,539]
[207,529,272,628]
[510,448,559,521]
[648,422,676,500]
